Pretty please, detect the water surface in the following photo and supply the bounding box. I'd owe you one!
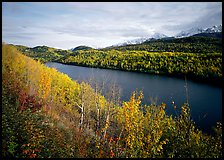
[46,62,222,134]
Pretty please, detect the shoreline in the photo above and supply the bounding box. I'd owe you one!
[51,60,222,88]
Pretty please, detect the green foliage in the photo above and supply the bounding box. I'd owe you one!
[103,36,222,53]
[58,49,222,84]
[72,45,94,51]
[11,35,222,85]
[2,44,222,158]
[162,104,222,158]
[14,44,73,63]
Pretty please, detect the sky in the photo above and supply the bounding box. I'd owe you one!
[2,2,222,49]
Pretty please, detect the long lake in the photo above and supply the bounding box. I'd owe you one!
[45,62,222,134]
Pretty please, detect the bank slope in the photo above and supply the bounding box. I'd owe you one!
[2,44,222,158]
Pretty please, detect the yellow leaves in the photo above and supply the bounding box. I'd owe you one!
[158,130,163,136]
[156,145,163,152]
[192,132,200,145]
[182,106,187,113]
[210,66,218,73]
[38,69,52,101]
[161,103,166,109]
[120,91,145,157]
[22,143,31,147]
[160,139,168,146]
[105,120,109,129]
[141,102,174,157]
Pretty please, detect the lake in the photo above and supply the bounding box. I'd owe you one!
[45,62,222,134]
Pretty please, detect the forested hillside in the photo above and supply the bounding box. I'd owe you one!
[14,44,72,63]
[13,35,222,86]
[102,35,222,53]
[2,44,222,158]
[58,50,222,84]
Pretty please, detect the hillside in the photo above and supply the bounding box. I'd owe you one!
[2,43,223,158]
[192,32,222,39]
[102,35,222,53]
[11,34,222,86]
[14,45,73,63]
[2,44,107,158]
[71,45,94,52]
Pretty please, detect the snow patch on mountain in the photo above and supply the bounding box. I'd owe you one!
[106,24,222,48]
[175,25,222,38]
[113,32,168,47]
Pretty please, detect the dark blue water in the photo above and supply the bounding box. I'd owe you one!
[45,62,222,134]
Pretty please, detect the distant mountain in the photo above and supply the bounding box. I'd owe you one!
[111,32,168,47]
[192,32,222,39]
[102,34,222,54]
[175,25,222,38]
[203,25,222,33]
[32,45,51,52]
[150,32,168,39]
[175,28,204,38]
[71,45,93,52]
[117,25,222,47]
[110,24,222,48]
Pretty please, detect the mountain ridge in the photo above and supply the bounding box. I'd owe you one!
[109,24,222,48]
[175,24,222,38]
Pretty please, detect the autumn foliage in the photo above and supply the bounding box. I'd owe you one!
[2,44,222,158]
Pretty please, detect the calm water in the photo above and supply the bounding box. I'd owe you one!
[45,62,222,134]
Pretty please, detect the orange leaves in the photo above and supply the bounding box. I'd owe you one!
[110,149,115,158]
[109,137,113,143]
[22,149,39,158]
[29,153,37,158]
[17,90,42,112]
[22,143,41,158]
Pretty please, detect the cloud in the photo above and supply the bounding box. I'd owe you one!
[2,2,222,49]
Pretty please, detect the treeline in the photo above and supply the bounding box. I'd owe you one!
[12,35,222,85]
[2,44,222,158]
[58,50,222,84]
[13,44,73,63]
[103,36,222,53]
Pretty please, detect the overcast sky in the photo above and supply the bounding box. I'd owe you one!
[2,2,222,49]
